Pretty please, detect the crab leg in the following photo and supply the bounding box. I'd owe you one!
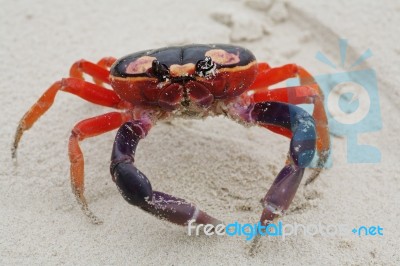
[249,85,318,138]
[13,78,128,158]
[70,57,117,86]
[251,64,314,89]
[68,111,131,223]
[250,84,329,159]
[251,87,328,184]
[249,64,330,181]
[111,120,222,226]
[229,101,316,225]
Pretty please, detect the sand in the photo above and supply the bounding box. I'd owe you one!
[1,0,399,265]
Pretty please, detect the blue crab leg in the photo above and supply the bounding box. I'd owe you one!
[110,120,222,226]
[229,101,316,225]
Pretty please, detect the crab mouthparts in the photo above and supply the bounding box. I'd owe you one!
[170,76,195,83]
[158,81,214,111]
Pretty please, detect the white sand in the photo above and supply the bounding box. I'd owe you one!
[1,0,399,264]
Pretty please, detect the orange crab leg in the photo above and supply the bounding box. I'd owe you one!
[249,64,330,176]
[70,57,117,86]
[96,56,117,69]
[13,78,128,158]
[250,85,317,104]
[251,63,314,89]
[69,111,131,223]
[94,57,117,85]
[68,112,130,223]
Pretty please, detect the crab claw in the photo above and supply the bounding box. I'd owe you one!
[111,120,222,226]
[229,101,316,226]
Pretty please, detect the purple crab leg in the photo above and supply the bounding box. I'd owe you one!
[230,101,316,225]
[110,119,221,226]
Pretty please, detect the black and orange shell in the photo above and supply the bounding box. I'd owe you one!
[109,44,258,108]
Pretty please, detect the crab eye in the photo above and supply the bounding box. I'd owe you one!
[152,60,170,81]
[196,56,216,77]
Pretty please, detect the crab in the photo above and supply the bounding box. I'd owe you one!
[13,44,330,226]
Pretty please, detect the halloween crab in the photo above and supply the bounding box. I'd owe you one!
[13,44,330,226]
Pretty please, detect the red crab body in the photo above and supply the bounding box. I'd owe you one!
[110,44,258,112]
[13,44,330,227]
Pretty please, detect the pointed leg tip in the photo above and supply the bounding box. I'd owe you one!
[305,170,321,186]
[305,151,330,186]
[11,146,18,164]
[76,194,103,225]
[304,178,313,186]
[248,234,262,257]
[303,148,331,186]
[89,216,103,225]
[13,127,24,160]
[82,208,103,225]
